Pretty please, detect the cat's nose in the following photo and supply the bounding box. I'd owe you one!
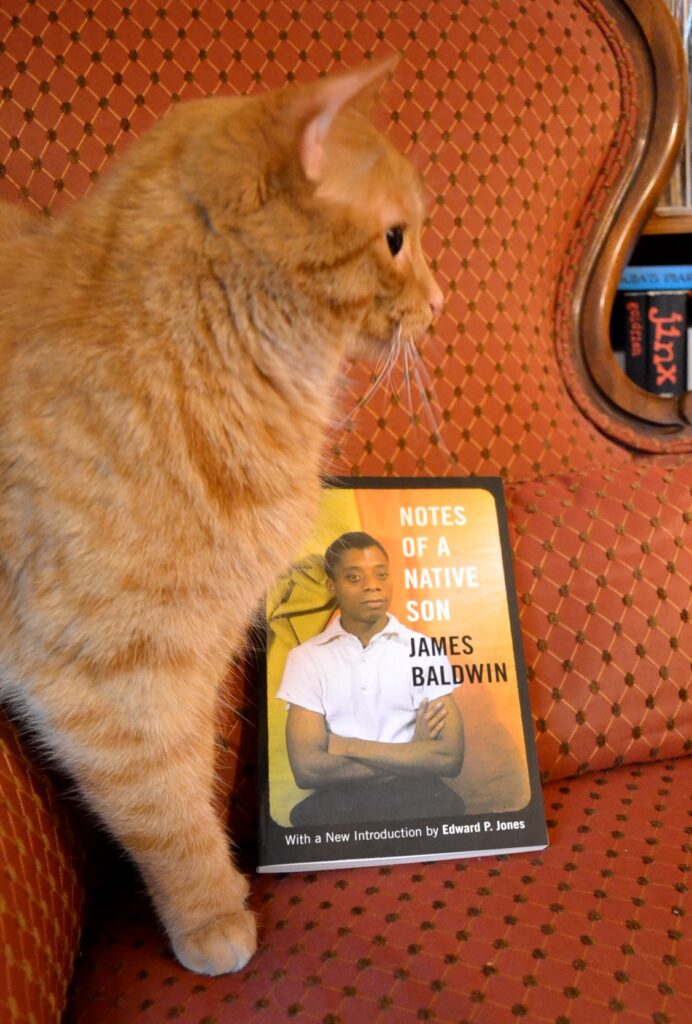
[428,279,444,317]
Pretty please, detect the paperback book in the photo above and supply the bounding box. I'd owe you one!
[618,290,688,396]
[617,264,692,291]
[257,476,548,873]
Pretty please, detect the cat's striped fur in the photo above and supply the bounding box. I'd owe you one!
[0,59,441,975]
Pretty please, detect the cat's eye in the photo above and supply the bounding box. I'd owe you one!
[386,226,404,257]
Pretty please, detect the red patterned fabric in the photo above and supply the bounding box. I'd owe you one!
[65,758,692,1024]
[507,460,692,780]
[0,711,85,1024]
[0,1,690,1021]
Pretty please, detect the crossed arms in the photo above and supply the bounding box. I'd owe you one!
[285,696,465,790]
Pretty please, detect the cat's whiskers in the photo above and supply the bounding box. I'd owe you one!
[331,323,404,431]
[401,338,417,428]
[381,324,405,395]
[401,337,453,460]
[331,327,453,463]
[371,323,406,402]
[407,340,436,395]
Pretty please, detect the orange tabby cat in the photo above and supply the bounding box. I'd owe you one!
[0,59,441,975]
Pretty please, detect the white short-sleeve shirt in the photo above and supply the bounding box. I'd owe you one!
[276,614,454,744]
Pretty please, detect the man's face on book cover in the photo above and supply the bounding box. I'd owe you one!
[327,545,393,632]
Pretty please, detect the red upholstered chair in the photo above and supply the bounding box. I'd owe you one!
[0,1,690,1022]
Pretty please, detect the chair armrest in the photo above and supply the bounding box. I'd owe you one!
[0,710,87,1023]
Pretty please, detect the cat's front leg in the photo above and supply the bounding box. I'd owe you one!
[141,838,256,976]
[130,750,258,977]
[32,664,256,976]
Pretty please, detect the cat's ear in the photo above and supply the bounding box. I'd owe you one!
[299,55,398,183]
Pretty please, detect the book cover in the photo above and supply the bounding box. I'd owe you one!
[257,477,548,873]
[615,291,688,395]
[644,291,687,396]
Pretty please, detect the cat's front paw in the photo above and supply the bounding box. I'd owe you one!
[173,905,257,976]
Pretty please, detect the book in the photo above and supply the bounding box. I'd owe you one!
[617,264,692,291]
[621,291,647,388]
[256,476,548,873]
[615,290,688,396]
[644,291,687,396]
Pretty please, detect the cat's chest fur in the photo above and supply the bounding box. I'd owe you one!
[0,304,328,684]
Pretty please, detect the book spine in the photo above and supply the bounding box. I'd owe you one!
[622,292,647,389]
[645,292,687,396]
[618,265,692,290]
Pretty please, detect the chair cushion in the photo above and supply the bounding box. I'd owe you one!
[506,458,692,781]
[64,756,691,1024]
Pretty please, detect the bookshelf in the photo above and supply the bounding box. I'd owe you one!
[644,213,692,235]
[610,234,692,404]
[607,0,692,433]
[604,225,692,435]
[575,0,692,443]
[655,3,691,216]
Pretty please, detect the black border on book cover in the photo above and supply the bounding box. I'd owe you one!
[256,476,548,873]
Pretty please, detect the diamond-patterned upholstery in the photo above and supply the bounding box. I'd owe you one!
[0,1,689,1023]
[0,709,84,1023]
[64,758,692,1024]
[506,461,692,781]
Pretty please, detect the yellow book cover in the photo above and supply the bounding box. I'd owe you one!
[257,477,547,872]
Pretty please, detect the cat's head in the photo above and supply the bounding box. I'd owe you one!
[174,58,442,360]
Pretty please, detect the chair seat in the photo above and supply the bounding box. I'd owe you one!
[65,756,691,1024]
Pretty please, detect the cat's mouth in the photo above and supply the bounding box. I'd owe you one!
[390,306,436,348]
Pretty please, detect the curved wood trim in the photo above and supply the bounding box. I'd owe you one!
[572,0,692,440]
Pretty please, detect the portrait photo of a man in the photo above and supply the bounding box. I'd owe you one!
[276,531,467,826]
